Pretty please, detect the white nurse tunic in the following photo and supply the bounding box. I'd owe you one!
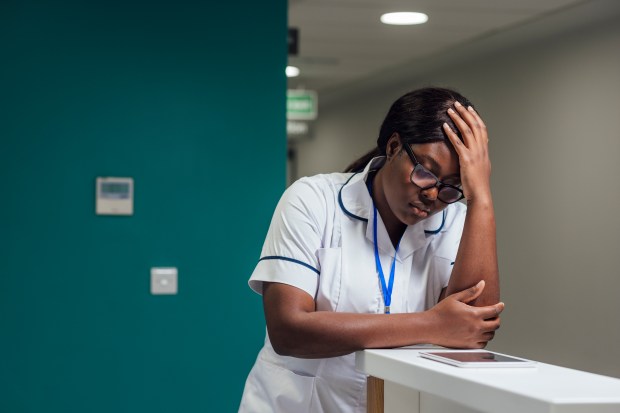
[238,157,466,413]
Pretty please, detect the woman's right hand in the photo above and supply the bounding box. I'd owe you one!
[444,102,492,204]
[427,280,504,349]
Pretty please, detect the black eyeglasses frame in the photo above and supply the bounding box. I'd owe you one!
[401,142,465,204]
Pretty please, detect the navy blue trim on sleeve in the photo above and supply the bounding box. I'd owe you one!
[258,256,320,275]
[424,209,447,235]
[338,173,368,222]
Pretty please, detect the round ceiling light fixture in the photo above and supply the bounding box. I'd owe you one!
[286,66,300,78]
[380,12,428,25]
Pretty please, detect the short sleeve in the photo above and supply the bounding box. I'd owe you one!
[248,178,328,298]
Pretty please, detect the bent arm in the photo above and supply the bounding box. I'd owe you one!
[263,282,433,358]
[263,281,502,358]
[443,102,500,306]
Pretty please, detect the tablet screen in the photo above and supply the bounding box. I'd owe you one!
[419,350,537,367]
[428,352,525,363]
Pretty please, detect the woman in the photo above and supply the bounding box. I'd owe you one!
[238,87,503,412]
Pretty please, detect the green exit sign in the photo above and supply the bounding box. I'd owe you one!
[287,90,318,120]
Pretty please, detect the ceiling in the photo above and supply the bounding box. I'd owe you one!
[287,0,594,100]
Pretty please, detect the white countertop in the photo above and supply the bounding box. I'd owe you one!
[356,348,620,413]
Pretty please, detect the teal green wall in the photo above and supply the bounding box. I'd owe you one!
[0,1,286,412]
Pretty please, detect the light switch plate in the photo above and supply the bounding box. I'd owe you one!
[151,267,178,295]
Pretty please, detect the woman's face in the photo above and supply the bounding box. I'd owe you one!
[382,137,461,226]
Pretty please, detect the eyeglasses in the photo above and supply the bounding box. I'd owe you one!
[401,143,464,204]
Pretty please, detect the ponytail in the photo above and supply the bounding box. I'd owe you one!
[343,147,381,173]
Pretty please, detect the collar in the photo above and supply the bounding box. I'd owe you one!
[338,156,447,260]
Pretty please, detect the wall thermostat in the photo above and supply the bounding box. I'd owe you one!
[96,177,134,215]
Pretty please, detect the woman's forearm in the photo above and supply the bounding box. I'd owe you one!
[445,198,500,306]
[264,282,435,358]
[263,282,503,358]
[270,310,433,358]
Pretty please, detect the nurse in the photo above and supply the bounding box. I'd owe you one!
[239,87,503,413]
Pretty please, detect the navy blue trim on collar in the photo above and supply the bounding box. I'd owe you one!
[338,172,368,222]
[258,256,320,275]
[424,209,446,235]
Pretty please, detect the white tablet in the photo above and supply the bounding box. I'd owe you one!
[419,350,537,368]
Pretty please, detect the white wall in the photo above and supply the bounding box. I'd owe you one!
[292,5,620,378]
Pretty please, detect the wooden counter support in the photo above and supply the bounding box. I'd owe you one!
[367,376,384,413]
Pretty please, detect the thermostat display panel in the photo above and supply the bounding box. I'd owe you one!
[96,177,133,215]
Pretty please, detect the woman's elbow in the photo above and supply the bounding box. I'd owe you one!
[268,327,305,357]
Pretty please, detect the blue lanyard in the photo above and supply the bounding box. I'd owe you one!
[373,205,400,314]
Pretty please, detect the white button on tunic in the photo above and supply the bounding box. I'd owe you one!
[239,157,466,413]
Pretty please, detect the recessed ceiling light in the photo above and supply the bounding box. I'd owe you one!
[380,12,428,25]
[286,66,300,78]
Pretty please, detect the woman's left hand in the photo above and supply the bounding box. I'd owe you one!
[443,101,492,204]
